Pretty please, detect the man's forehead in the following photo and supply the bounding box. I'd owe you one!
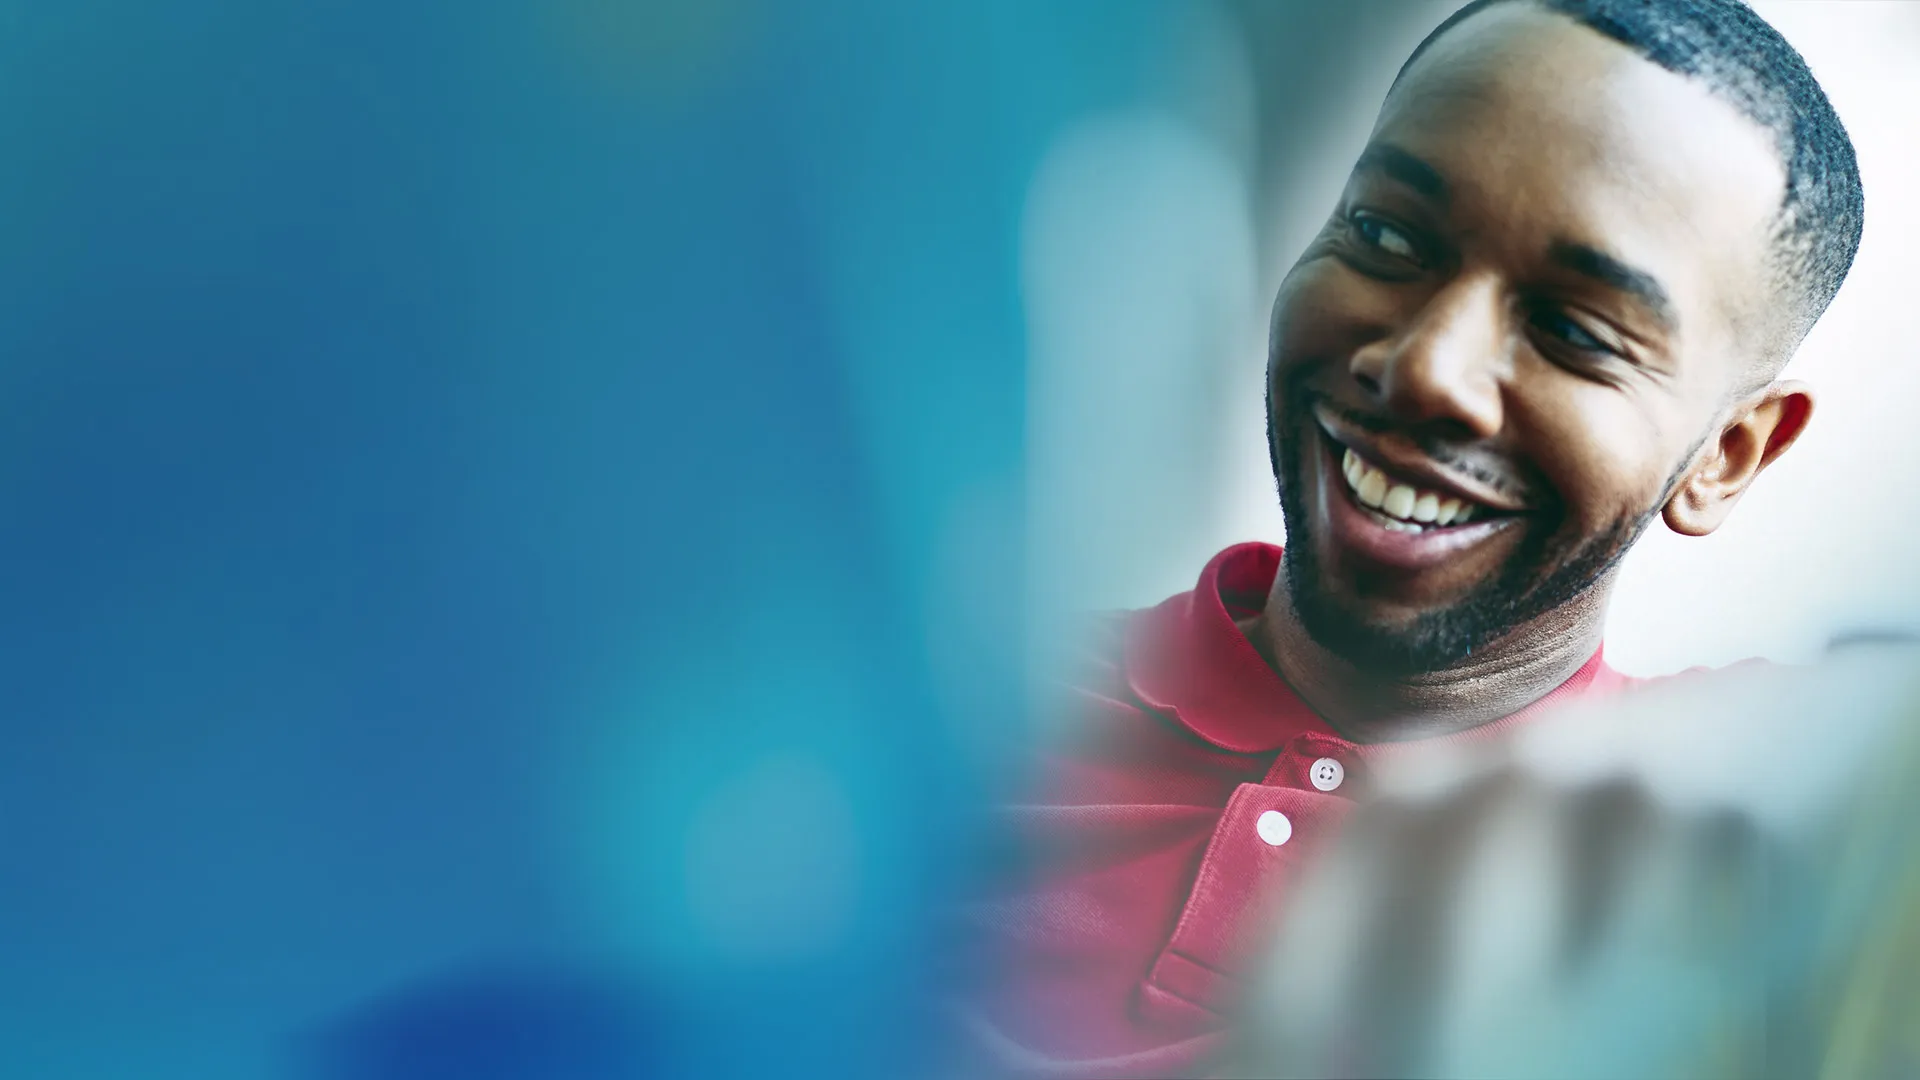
[1373,5,1784,226]
[1363,4,1786,348]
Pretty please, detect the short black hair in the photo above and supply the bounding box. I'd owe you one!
[1395,0,1865,358]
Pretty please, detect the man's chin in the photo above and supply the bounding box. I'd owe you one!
[1280,533,1510,675]
[1289,585,1482,676]
[1281,515,1641,677]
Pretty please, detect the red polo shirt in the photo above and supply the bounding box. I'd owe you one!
[960,542,1641,1078]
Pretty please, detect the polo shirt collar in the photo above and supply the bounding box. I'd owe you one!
[1124,542,1610,754]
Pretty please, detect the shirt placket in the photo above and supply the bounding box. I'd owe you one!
[1138,736,1364,1022]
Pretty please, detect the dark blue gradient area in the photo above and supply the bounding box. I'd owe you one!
[289,968,671,1080]
[0,1,1185,1077]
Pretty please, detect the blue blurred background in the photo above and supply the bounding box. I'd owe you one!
[5,0,1911,1077]
[0,1,1228,1076]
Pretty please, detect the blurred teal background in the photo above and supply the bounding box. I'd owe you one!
[0,1,1483,1077]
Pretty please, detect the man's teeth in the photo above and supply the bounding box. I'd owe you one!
[1341,448,1477,528]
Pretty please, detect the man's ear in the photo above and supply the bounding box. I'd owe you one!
[1664,380,1815,537]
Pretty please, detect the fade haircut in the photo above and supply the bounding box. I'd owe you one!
[1395,0,1865,365]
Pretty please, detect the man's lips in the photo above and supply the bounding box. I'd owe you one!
[1312,426,1522,574]
[1311,402,1532,515]
[1339,443,1491,529]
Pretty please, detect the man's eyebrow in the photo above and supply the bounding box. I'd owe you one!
[1353,142,1447,200]
[1548,241,1678,332]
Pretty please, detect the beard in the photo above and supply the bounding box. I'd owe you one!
[1266,370,1664,677]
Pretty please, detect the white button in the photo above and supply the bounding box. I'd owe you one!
[1256,809,1293,847]
[1309,757,1345,792]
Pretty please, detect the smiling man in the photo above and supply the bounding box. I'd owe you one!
[962,1,1863,1076]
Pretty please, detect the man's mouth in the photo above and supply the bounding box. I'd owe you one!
[1293,399,1535,577]
[1351,443,1482,530]
[1337,445,1493,534]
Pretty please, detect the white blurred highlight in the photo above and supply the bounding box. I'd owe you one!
[1023,3,1268,640]
[1256,813,1389,1059]
[1430,798,1570,1074]
[1509,645,1920,842]
[1245,644,1920,1077]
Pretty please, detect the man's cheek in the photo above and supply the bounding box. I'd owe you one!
[1271,267,1375,365]
[1555,457,1673,535]
[1525,404,1675,517]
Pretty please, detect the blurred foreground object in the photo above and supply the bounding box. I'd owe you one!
[1234,639,1920,1079]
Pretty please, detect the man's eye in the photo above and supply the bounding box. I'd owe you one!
[1350,212,1421,262]
[1529,308,1613,354]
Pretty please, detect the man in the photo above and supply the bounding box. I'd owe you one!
[959,1,1864,1076]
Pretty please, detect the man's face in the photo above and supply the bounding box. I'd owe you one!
[1267,4,1788,674]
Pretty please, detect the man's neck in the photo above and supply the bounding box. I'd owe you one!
[1241,566,1611,743]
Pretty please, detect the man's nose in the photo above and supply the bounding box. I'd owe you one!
[1348,275,1506,439]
